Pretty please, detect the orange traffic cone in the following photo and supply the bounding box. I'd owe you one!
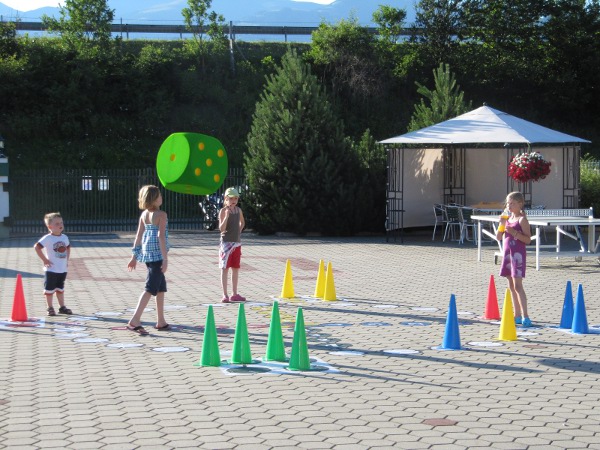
[482,274,500,320]
[11,274,29,322]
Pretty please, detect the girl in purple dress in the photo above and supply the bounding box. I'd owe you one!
[497,192,532,327]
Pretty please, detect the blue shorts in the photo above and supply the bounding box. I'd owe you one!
[44,271,67,294]
[145,261,167,296]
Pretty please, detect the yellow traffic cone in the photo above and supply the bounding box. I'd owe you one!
[323,262,337,301]
[498,288,517,341]
[280,259,295,298]
[313,260,326,298]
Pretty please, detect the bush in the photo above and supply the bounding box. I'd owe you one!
[580,158,600,217]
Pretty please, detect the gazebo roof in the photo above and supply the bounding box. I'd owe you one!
[379,105,591,145]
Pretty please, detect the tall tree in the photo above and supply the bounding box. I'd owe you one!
[539,0,600,123]
[42,0,114,50]
[372,5,407,45]
[457,0,546,91]
[412,0,462,65]
[307,16,383,100]
[245,50,360,235]
[307,16,395,138]
[0,21,17,58]
[408,63,472,131]
[182,0,227,72]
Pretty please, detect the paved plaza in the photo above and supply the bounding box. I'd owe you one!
[0,230,599,449]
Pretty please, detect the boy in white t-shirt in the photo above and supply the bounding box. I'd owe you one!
[34,212,73,316]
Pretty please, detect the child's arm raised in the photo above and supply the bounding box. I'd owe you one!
[218,207,229,233]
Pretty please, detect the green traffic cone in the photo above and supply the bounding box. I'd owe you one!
[264,301,287,362]
[229,303,256,364]
[287,307,311,371]
[194,305,221,367]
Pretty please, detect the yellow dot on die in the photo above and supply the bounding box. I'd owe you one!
[214,174,220,183]
[217,149,224,157]
[195,168,201,176]
[206,159,213,167]
[170,153,176,161]
[198,142,205,151]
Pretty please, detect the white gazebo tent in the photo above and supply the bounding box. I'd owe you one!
[378,105,591,236]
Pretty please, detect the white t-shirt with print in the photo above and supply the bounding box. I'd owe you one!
[37,233,70,273]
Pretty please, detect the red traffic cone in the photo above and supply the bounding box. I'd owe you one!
[482,274,500,320]
[11,274,29,322]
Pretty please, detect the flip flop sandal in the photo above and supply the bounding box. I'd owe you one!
[127,325,149,335]
[154,324,170,330]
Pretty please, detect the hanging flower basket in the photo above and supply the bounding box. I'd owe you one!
[508,152,552,183]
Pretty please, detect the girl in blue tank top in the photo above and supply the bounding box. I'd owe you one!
[126,185,170,335]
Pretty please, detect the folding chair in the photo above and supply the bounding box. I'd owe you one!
[459,207,478,245]
[443,206,462,242]
[432,204,449,240]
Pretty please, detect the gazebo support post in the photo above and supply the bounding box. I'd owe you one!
[443,145,466,205]
[386,146,404,243]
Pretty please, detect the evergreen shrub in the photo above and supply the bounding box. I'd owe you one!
[245,50,364,235]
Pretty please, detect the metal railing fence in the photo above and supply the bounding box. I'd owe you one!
[581,160,600,173]
[9,20,418,40]
[9,167,246,234]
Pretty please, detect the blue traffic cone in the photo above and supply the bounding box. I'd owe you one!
[572,284,589,334]
[439,294,461,350]
[559,281,574,329]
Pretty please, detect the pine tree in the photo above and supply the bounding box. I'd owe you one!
[245,50,360,235]
[408,62,472,131]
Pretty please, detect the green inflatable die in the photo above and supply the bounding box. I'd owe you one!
[157,132,228,195]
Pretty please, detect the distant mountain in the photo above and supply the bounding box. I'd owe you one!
[1,0,416,26]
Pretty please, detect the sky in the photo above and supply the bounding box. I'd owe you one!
[293,0,335,3]
[2,0,61,11]
[4,0,336,12]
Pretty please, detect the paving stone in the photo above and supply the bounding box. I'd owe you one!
[1,233,600,449]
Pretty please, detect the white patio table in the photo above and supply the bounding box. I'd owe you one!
[471,214,600,270]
